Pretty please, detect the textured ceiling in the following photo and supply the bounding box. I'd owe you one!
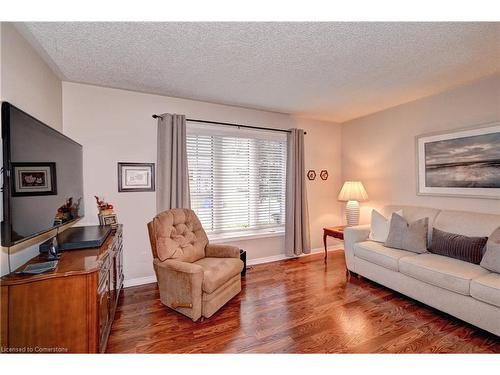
[19,22,500,122]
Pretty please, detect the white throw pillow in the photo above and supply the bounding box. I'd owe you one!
[368,209,403,243]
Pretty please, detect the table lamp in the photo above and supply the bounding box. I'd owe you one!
[337,181,368,226]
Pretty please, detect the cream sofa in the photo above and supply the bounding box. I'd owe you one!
[344,205,500,336]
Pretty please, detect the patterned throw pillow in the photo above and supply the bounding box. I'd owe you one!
[430,228,488,264]
[384,213,428,253]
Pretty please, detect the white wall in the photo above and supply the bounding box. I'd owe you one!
[62,82,343,283]
[341,74,500,224]
[0,23,63,276]
[0,23,62,131]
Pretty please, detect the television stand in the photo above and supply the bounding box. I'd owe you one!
[1,225,123,353]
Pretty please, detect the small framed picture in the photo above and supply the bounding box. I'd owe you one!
[99,213,118,226]
[118,162,155,192]
[11,162,57,196]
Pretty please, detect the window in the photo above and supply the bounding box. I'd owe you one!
[186,122,287,235]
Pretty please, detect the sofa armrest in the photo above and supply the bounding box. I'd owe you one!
[153,258,203,321]
[205,243,240,258]
[344,224,371,272]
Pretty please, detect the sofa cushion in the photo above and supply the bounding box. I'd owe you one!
[194,257,243,294]
[385,213,428,253]
[433,209,500,238]
[470,273,500,308]
[354,240,418,271]
[399,253,490,295]
[430,228,488,265]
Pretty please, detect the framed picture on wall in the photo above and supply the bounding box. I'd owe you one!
[11,162,57,196]
[416,122,500,199]
[118,162,155,192]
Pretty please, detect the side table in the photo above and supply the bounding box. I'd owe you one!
[323,225,347,263]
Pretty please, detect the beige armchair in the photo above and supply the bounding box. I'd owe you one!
[147,208,243,321]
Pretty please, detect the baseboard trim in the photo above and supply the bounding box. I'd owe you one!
[246,254,288,266]
[247,245,343,266]
[123,275,157,288]
[123,245,344,288]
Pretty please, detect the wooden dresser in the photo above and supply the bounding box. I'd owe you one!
[0,225,123,353]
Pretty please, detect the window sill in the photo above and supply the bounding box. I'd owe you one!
[208,228,285,243]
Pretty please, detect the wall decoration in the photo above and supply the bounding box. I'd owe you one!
[320,170,329,180]
[307,170,316,181]
[416,122,500,199]
[95,196,118,231]
[95,196,114,215]
[11,162,57,196]
[118,162,155,192]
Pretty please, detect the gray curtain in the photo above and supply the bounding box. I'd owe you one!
[156,113,191,213]
[285,128,311,256]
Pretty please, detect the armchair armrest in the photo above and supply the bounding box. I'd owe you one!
[343,224,371,272]
[156,258,204,274]
[205,243,240,258]
[153,258,203,321]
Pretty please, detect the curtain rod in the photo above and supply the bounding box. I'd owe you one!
[152,114,307,135]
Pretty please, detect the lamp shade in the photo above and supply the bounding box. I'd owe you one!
[337,181,368,202]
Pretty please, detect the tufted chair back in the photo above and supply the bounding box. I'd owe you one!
[148,208,209,263]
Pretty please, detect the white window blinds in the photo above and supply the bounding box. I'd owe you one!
[186,122,287,234]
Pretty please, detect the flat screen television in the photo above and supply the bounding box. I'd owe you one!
[1,102,84,247]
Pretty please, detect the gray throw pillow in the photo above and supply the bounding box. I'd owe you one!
[384,213,428,253]
[480,226,500,273]
[430,228,487,264]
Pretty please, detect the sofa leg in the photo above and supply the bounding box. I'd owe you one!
[346,269,358,279]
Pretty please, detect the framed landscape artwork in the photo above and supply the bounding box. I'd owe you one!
[11,162,57,196]
[118,162,155,192]
[416,122,500,199]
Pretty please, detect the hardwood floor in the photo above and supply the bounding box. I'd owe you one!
[107,250,500,353]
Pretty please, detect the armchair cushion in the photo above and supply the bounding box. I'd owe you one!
[153,208,208,263]
[205,243,240,258]
[194,257,244,293]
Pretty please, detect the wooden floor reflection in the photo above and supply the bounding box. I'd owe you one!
[107,250,500,353]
